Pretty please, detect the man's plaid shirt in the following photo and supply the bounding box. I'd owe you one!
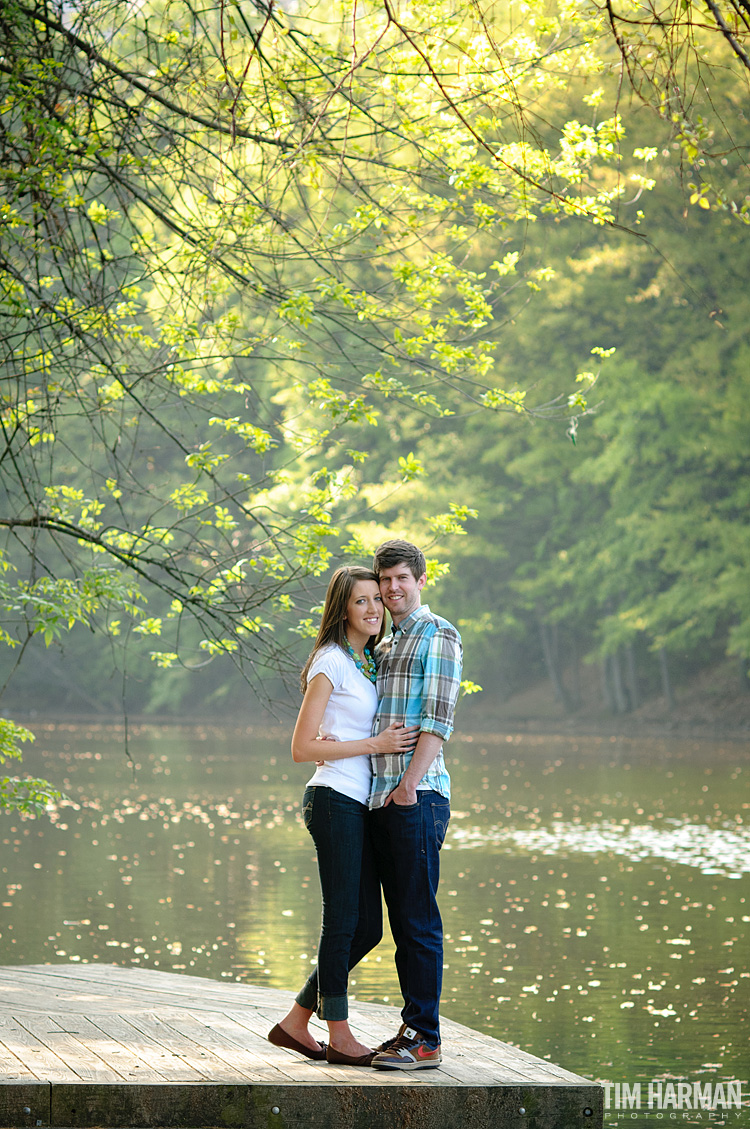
[368,603,462,809]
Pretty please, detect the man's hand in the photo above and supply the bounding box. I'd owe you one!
[315,733,338,767]
[384,777,419,807]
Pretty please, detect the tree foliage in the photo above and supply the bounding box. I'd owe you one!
[0,717,65,812]
[412,107,750,713]
[0,0,653,700]
[1,0,749,776]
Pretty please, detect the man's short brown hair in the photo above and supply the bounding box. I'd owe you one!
[373,539,426,581]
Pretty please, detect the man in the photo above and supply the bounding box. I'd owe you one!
[368,539,462,1070]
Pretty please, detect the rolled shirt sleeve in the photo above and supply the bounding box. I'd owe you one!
[419,624,462,741]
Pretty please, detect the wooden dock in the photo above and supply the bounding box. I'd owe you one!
[0,965,602,1129]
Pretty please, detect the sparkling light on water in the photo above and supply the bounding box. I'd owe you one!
[0,723,747,1103]
[449,819,750,877]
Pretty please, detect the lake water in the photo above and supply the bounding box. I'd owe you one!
[1,723,748,1124]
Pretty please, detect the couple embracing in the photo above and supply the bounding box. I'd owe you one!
[268,539,462,1070]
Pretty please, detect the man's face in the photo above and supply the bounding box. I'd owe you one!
[378,562,426,625]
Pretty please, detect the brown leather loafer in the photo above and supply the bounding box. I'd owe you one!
[268,1023,326,1060]
[326,1044,376,1066]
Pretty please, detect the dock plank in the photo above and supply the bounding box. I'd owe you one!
[139,1011,296,1084]
[10,1015,123,1084]
[44,1014,171,1084]
[112,1013,242,1084]
[0,965,603,1129]
[0,967,280,1015]
[185,1011,326,1083]
[82,1012,209,1083]
[0,1039,37,1083]
[0,1014,81,1083]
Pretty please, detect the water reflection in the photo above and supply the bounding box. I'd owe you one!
[0,723,747,1106]
[449,818,750,877]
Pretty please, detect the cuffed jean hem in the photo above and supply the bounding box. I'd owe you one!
[317,993,348,1021]
[294,981,318,1012]
[293,983,349,1021]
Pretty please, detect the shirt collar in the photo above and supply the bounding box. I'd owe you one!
[391,603,430,637]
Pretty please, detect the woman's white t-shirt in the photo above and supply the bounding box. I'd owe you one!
[305,643,378,806]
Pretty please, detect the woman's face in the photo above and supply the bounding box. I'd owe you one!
[344,579,383,643]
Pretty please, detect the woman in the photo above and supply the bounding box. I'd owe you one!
[268,566,417,1065]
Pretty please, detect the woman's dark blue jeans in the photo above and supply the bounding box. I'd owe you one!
[295,785,382,1020]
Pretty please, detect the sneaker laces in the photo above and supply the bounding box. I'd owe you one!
[378,1035,399,1051]
[389,1028,419,1051]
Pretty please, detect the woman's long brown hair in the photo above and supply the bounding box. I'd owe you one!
[300,566,384,693]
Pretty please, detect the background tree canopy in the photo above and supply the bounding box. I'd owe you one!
[1,0,749,776]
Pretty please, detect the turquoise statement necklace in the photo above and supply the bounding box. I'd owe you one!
[345,639,377,683]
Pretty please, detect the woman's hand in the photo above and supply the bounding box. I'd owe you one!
[373,723,420,754]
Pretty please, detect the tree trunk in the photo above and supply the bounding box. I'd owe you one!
[601,656,615,712]
[569,633,582,708]
[625,642,640,710]
[610,649,629,713]
[539,620,572,711]
[658,647,675,709]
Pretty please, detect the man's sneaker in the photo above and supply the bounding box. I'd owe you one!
[372,1031,401,1054]
[371,1024,442,1070]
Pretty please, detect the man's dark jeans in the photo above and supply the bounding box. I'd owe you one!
[296,785,382,1020]
[370,789,450,1046]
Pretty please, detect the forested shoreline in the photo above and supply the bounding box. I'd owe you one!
[2,1,749,793]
